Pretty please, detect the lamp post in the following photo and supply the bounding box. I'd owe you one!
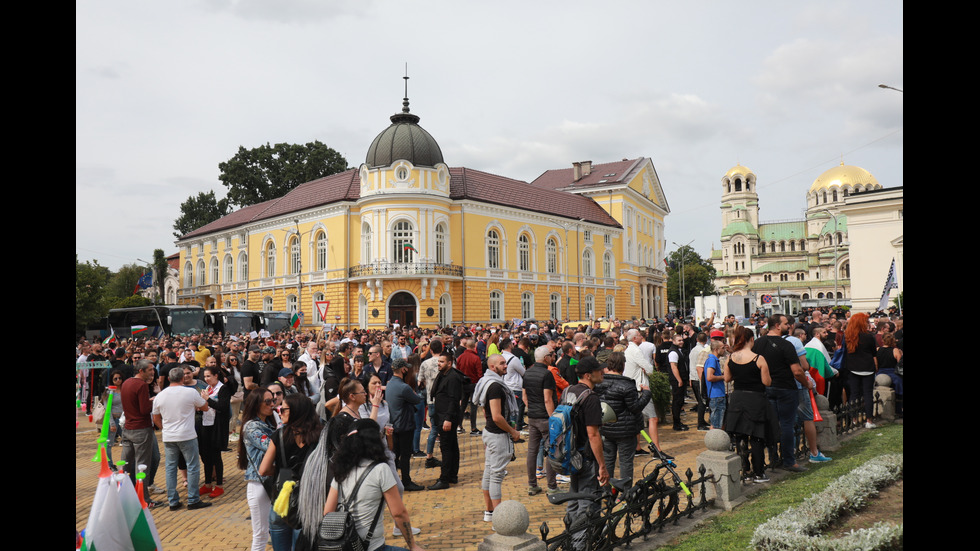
[554,218,575,321]
[672,239,694,319]
[877,84,904,93]
[288,220,317,327]
[821,209,840,308]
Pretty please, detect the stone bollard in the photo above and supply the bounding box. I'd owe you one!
[814,394,840,452]
[696,428,743,510]
[477,500,546,551]
[874,373,896,421]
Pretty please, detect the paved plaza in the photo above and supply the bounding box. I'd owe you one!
[76,410,708,550]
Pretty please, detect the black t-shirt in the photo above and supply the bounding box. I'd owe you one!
[523,363,557,419]
[752,335,799,389]
[483,382,510,434]
[241,360,260,399]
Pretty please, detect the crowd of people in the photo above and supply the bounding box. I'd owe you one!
[76,306,902,550]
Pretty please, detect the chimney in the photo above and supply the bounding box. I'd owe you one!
[572,162,581,181]
[581,160,592,177]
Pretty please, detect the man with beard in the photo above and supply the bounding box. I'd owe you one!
[428,350,463,490]
[258,346,278,386]
[240,345,262,402]
[387,358,425,491]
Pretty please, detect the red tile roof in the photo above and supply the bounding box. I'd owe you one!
[180,165,621,240]
[530,158,644,191]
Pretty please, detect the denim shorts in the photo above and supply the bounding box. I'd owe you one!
[797,389,814,422]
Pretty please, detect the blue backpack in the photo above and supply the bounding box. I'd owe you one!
[547,388,592,475]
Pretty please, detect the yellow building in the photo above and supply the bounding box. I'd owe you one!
[176,96,670,328]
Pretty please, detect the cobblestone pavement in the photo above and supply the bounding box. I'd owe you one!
[77,406,707,551]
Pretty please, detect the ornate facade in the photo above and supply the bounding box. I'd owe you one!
[711,162,883,307]
[175,95,669,328]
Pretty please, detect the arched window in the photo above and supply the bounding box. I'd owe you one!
[550,293,561,320]
[521,292,533,319]
[790,241,795,252]
[735,178,742,192]
[393,220,415,263]
[833,190,838,202]
[585,294,595,318]
[836,233,843,245]
[546,238,558,274]
[780,241,786,252]
[605,295,615,318]
[435,223,446,264]
[224,255,233,283]
[802,293,810,300]
[603,252,613,278]
[760,243,766,254]
[800,240,806,251]
[265,242,276,277]
[316,231,328,271]
[197,260,206,286]
[289,236,301,275]
[263,296,273,311]
[489,290,503,321]
[439,294,451,326]
[518,233,530,272]
[183,261,193,287]
[487,229,500,269]
[361,222,373,264]
[238,299,247,309]
[210,257,219,284]
[840,262,850,278]
[238,252,248,282]
[582,249,593,277]
[817,292,825,299]
[286,294,297,313]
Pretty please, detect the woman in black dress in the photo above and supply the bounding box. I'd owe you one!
[724,326,776,483]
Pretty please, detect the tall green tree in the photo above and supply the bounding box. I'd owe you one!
[105,263,151,302]
[666,245,716,314]
[76,255,112,335]
[173,190,230,238]
[153,248,169,302]
[218,141,349,208]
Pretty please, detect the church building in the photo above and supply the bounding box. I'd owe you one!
[175,93,670,328]
[710,162,883,308]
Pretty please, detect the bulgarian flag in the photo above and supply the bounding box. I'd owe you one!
[131,325,149,336]
[82,454,162,550]
[290,312,301,329]
[403,244,419,253]
[102,331,117,347]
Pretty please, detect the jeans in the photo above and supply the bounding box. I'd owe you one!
[709,396,727,429]
[165,438,201,506]
[269,506,298,551]
[426,410,438,455]
[602,437,636,486]
[121,425,158,501]
[766,387,799,467]
[526,417,555,488]
[513,389,526,430]
[413,389,426,453]
[567,459,599,550]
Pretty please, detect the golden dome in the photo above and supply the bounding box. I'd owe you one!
[725,164,754,179]
[809,162,879,193]
[730,278,748,286]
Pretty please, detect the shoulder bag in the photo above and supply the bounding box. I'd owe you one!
[318,461,385,551]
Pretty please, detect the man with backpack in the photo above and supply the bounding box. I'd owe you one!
[561,356,609,549]
[473,354,522,522]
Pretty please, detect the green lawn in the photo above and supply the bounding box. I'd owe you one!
[658,423,904,550]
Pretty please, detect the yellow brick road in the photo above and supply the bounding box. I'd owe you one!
[76,411,706,550]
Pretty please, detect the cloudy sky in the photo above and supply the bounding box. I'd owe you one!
[76,1,903,272]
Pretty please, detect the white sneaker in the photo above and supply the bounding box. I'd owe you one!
[483,510,493,522]
[556,474,570,483]
[149,484,166,495]
[865,421,877,429]
[393,526,421,536]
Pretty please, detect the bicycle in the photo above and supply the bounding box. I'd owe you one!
[545,476,632,551]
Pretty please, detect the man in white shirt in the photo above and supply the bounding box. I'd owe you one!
[689,332,711,431]
[623,329,663,454]
[152,367,211,511]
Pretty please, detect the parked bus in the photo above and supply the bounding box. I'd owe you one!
[262,311,295,333]
[208,309,263,336]
[107,305,209,338]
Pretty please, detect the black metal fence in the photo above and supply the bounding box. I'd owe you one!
[539,463,714,551]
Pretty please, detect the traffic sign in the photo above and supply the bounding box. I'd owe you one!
[761,294,772,304]
[315,300,331,321]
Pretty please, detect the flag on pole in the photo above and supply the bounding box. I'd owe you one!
[132,272,153,295]
[131,325,149,336]
[878,258,898,312]
[403,243,419,253]
[103,330,117,347]
[290,312,301,329]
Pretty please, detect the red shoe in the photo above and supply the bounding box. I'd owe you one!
[199,485,213,496]
[208,487,224,498]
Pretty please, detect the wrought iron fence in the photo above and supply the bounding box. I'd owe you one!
[347,261,463,278]
[833,391,883,435]
[539,462,713,551]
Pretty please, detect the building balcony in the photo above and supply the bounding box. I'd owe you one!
[348,261,464,278]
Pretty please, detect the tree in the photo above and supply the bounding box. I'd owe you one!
[105,264,151,302]
[173,190,230,238]
[153,248,169,302]
[666,245,716,315]
[76,256,112,335]
[218,141,349,208]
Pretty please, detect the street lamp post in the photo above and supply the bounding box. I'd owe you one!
[672,239,694,318]
[288,220,317,327]
[821,209,840,308]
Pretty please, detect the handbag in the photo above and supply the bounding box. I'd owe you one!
[318,461,385,551]
[244,438,277,501]
[93,397,107,425]
[277,430,301,529]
